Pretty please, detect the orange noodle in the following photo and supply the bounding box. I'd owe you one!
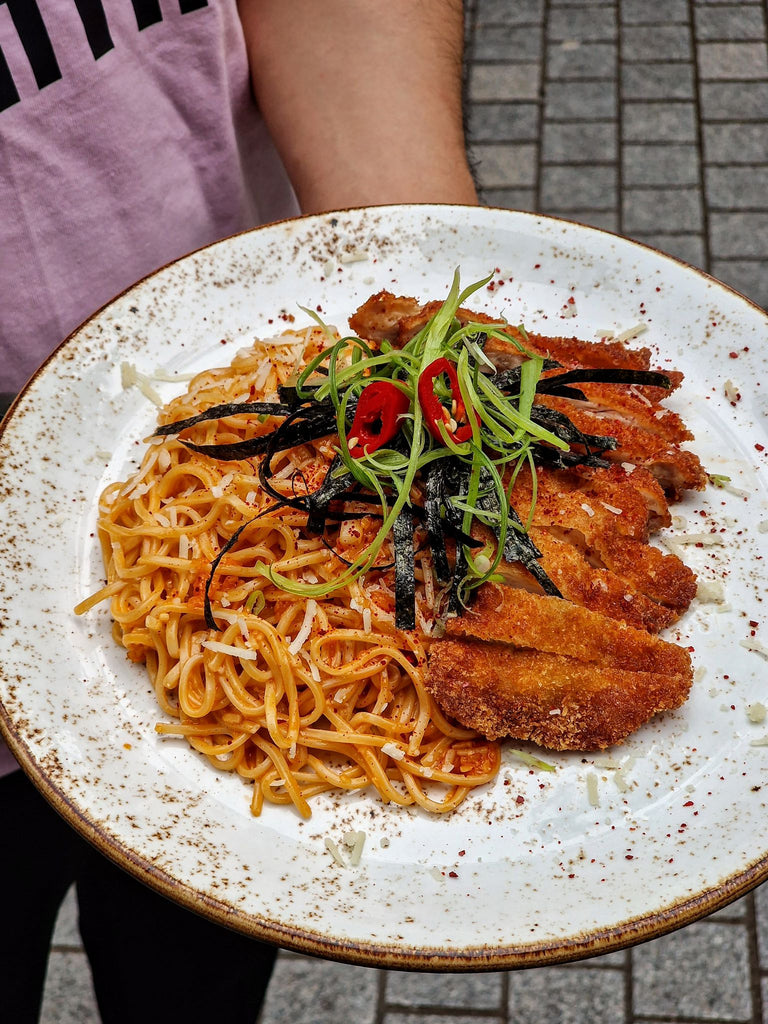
[77,326,500,817]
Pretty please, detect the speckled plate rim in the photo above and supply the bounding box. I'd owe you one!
[3,703,768,971]
[1,204,768,970]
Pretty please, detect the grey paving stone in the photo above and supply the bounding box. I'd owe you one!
[549,209,620,232]
[480,187,537,211]
[540,163,617,209]
[705,893,749,922]
[628,231,705,266]
[472,23,543,61]
[700,81,768,121]
[541,121,617,162]
[706,165,768,209]
[710,211,768,257]
[475,0,544,25]
[694,5,766,42]
[623,187,703,233]
[621,0,688,25]
[384,970,504,1010]
[545,79,617,119]
[468,102,539,142]
[51,886,81,948]
[382,1017,501,1024]
[620,24,693,61]
[39,952,100,1024]
[471,143,538,188]
[631,921,752,1021]
[258,955,379,1024]
[621,62,695,100]
[547,41,617,79]
[703,123,768,164]
[547,6,617,43]
[756,879,768,966]
[698,42,768,80]
[623,144,700,187]
[508,965,625,1024]
[469,63,541,102]
[623,102,697,143]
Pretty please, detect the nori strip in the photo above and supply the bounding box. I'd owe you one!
[392,507,416,630]
[423,462,451,584]
[152,400,296,436]
[489,358,561,393]
[535,367,671,392]
[529,405,618,453]
[304,455,355,534]
[475,470,562,598]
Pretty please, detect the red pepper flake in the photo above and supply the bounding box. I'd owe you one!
[683,800,694,807]
[458,850,466,857]
[729,351,739,358]
[625,854,634,860]
[750,620,759,628]
[515,795,525,805]
[756,444,765,452]
[448,870,459,878]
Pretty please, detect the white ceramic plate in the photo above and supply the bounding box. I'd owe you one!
[2,205,767,969]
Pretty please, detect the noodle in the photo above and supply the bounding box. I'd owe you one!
[77,327,500,817]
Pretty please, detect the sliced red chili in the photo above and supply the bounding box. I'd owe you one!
[346,380,409,458]
[417,357,476,444]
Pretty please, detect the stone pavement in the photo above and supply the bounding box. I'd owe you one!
[40,1,768,1022]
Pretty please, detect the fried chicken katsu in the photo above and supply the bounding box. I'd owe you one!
[350,290,704,752]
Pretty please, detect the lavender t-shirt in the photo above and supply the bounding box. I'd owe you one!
[0,0,299,775]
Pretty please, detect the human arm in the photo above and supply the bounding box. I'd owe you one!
[237,0,478,213]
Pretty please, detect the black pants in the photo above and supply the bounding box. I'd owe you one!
[0,770,277,1024]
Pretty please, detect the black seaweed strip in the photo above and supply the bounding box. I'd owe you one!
[503,506,562,597]
[153,400,295,436]
[305,455,355,534]
[530,405,618,452]
[540,385,588,401]
[424,463,451,583]
[489,358,561,392]
[392,508,416,630]
[531,446,612,470]
[535,368,671,392]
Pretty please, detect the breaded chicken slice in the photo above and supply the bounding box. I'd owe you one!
[425,586,693,749]
[445,586,691,675]
[426,640,692,749]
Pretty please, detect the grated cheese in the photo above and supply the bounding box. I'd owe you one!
[287,599,318,656]
[381,742,405,761]
[586,772,599,807]
[202,640,260,660]
[120,362,163,406]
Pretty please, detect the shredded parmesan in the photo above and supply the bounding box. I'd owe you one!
[324,838,347,867]
[748,702,767,724]
[288,600,318,656]
[740,638,768,660]
[120,362,163,406]
[586,772,600,807]
[381,742,405,761]
[202,640,260,659]
[614,323,648,343]
[343,830,367,866]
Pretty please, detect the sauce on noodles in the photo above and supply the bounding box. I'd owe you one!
[77,326,500,818]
